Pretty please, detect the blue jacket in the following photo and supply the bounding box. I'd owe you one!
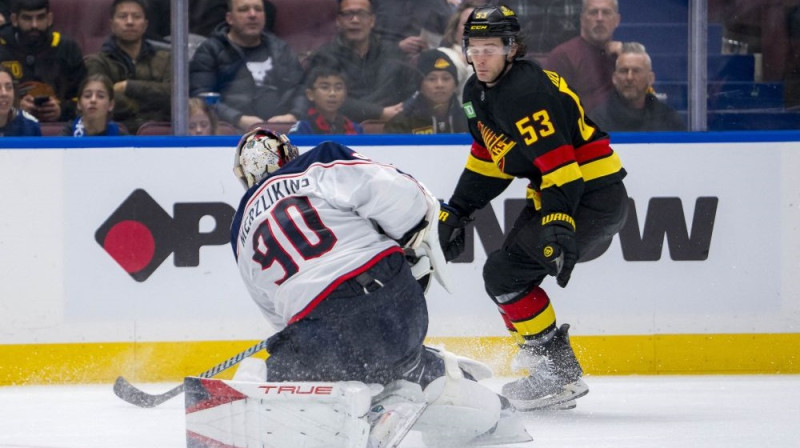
[60,117,126,136]
[0,109,42,136]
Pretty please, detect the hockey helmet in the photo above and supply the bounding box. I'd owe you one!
[463,5,520,42]
[233,127,299,189]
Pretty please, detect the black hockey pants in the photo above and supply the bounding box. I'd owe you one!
[264,251,445,387]
[483,181,629,301]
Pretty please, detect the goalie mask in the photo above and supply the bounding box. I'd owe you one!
[233,127,299,189]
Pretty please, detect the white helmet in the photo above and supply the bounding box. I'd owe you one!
[233,127,299,189]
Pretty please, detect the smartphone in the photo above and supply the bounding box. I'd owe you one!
[34,96,49,106]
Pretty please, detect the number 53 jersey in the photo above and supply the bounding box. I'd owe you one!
[457,60,626,218]
[230,141,429,331]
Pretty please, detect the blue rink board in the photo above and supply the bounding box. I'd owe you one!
[1,130,799,150]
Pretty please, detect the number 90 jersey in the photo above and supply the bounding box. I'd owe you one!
[230,141,429,331]
[456,60,626,217]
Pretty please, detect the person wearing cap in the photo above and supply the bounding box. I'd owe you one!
[385,49,467,134]
[437,4,628,411]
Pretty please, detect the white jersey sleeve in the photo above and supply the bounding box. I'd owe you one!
[231,142,429,330]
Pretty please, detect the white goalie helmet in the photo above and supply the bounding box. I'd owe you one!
[233,127,299,189]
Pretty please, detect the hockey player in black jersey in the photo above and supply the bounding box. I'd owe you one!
[438,4,629,411]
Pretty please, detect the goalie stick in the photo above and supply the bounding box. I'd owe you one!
[113,338,269,408]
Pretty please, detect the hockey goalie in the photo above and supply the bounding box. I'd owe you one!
[183,128,532,447]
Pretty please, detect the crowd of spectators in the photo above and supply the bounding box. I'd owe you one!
[0,0,796,137]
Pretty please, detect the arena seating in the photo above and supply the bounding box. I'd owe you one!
[49,0,114,56]
[137,120,241,136]
[360,120,386,135]
[136,121,172,136]
[614,22,724,55]
[655,82,785,111]
[39,122,67,137]
[270,0,338,62]
[247,122,295,134]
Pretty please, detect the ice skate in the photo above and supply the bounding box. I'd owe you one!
[502,324,589,411]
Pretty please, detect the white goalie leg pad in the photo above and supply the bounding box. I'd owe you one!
[425,346,493,381]
[367,380,428,448]
[185,378,373,448]
[414,350,502,447]
[231,356,267,382]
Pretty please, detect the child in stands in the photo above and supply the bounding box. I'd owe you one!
[62,74,126,136]
[289,65,363,135]
[188,97,219,136]
[385,49,467,134]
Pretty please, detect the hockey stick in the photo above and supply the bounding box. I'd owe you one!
[113,338,269,408]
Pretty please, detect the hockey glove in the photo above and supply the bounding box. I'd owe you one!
[538,213,578,288]
[438,201,473,262]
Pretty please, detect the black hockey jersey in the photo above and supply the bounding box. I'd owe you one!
[451,60,626,218]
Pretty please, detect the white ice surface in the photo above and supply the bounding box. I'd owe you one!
[1,375,798,448]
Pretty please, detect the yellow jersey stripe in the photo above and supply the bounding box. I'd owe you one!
[581,151,624,182]
[541,162,582,189]
[510,302,557,337]
[466,154,515,179]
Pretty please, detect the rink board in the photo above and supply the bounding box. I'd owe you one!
[0,132,798,384]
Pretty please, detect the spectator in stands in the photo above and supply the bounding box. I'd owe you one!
[0,0,86,122]
[545,0,621,113]
[188,96,219,135]
[61,73,126,136]
[504,0,582,58]
[145,0,275,40]
[385,49,467,134]
[309,0,419,123]
[289,63,363,135]
[438,0,482,104]
[590,42,685,132]
[84,0,171,134]
[372,0,452,59]
[189,0,306,131]
[0,65,41,136]
[0,3,9,27]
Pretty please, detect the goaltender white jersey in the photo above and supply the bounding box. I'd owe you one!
[231,141,429,331]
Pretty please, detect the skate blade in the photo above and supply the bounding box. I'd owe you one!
[467,412,533,446]
[508,378,588,411]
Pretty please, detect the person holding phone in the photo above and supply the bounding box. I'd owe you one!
[0,0,86,122]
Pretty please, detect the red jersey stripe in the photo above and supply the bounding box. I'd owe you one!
[533,144,576,174]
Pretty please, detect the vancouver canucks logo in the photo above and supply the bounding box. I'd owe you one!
[477,122,515,166]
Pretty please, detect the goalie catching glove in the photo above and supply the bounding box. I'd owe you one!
[438,202,473,262]
[538,213,578,288]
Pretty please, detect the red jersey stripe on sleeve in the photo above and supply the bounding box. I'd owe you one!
[470,140,493,162]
